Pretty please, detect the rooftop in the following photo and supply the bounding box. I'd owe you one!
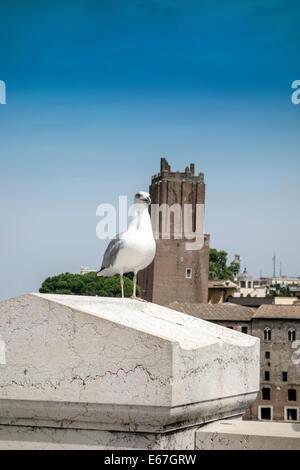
[208,280,237,289]
[253,304,300,319]
[228,296,273,308]
[168,301,254,322]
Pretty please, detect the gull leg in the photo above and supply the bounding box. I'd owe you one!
[130,272,148,302]
[120,274,124,298]
[133,273,136,297]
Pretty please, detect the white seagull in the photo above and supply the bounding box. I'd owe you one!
[97,191,156,299]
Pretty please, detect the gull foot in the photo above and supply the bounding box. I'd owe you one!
[130,296,148,302]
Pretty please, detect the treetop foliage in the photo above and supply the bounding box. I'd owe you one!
[39,272,140,297]
[209,248,240,282]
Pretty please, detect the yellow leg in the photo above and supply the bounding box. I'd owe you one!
[120,275,124,298]
[130,273,148,301]
[133,273,136,297]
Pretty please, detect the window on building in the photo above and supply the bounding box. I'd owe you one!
[264,327,271,341]
[240,281,246,288]
[248,281,251,288]
[288,389,297,401]
[286,408,298,421]
[260,407,271,420]
[265,351,270,359]
[265,371,270,381]
[241,326,248,334]
[262,387,271,400]
[185,268,192,279]
[282,372,288,382]
[288,328,296,341]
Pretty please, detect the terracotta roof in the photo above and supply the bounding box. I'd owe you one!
[253,305,300,320]
[168,301,254,321]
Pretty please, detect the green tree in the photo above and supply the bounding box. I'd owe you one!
[268,284,291,297]
[209,249,240,281]
[39,272,140,297]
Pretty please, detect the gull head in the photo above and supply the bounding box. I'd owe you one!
[134,191,151,206]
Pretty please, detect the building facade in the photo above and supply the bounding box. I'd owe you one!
[138,158,210,306]
[232,267,267,298]
[170,301,300,423]
[208,280,237,304]
[245,305,300,422]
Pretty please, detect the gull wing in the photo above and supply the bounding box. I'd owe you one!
[99,233,125,271]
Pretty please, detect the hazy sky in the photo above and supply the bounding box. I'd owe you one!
[0,0,300,301]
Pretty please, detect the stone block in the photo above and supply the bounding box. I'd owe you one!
[0,294,260,448]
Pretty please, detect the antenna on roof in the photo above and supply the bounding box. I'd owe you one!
[272,253,276,278]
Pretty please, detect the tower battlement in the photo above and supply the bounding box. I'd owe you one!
[151,158,204,184]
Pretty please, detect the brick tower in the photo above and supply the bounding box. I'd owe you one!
[138,158,210,305]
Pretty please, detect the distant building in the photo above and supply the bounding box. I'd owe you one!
[169,301,300,423]
[80,266,94,275]
[270,277,300,298]
[270,276,300,288]
[138,158,210,306]
[233,267,267,298]
[289,285,300,298]
[208,280,237,304]
[229,296,298,308]
[169,301,253,334]
[245,305,300,423]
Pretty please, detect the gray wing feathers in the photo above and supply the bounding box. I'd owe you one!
[101,234,125,270]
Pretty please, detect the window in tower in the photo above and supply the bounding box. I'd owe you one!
[186,268,192,279]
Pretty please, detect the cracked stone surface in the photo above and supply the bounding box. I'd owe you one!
[0,293,260,447]
[0,424,199,450]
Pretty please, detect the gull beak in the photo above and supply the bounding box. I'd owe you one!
[144,196,151,204]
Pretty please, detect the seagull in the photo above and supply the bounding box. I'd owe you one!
[97,191,156,299]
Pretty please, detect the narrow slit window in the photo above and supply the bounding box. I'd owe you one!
[265,371,270,381]
[288,329,296,341]
[264,327,271,341]
[282,372,288,382]
[185,268,192,279]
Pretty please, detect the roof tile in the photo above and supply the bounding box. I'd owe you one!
[168,302,254,321]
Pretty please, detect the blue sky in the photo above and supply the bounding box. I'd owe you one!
[0,0,300,300]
